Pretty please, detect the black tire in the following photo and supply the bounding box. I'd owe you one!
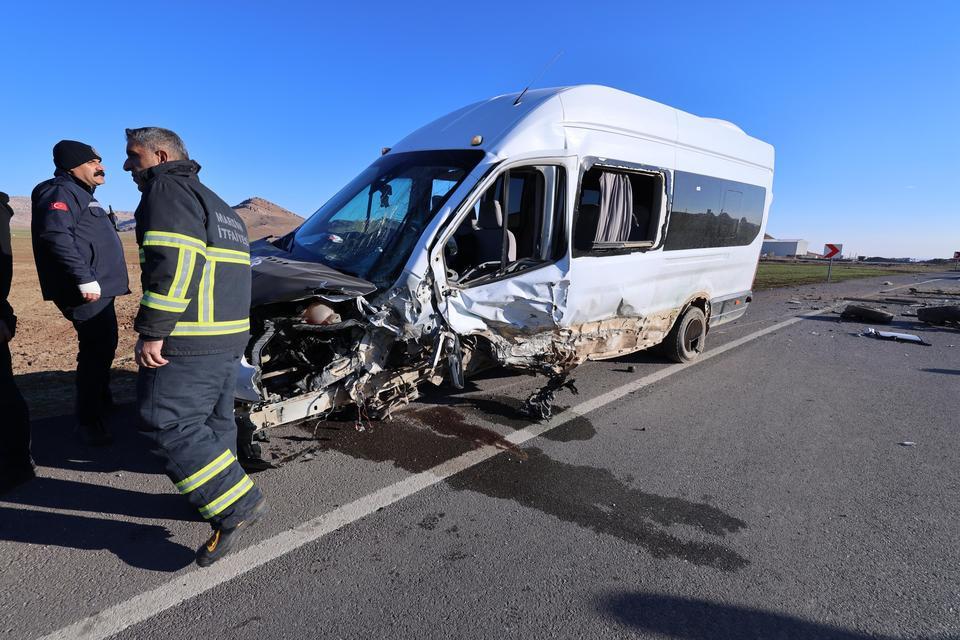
[662,306,707,363]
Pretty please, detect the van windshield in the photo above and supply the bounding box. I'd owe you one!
[291,150,484,285]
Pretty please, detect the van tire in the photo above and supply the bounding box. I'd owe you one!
[662,307,707,363]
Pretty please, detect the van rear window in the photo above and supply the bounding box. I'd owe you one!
[664,172,765,250]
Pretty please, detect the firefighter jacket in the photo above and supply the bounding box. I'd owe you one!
[134,160,251,356]
[0,192,15,332]
[31,171,129,305]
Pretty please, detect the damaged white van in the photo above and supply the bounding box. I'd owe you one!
[236,84,774,433]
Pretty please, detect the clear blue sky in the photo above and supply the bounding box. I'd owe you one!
[2,1,957,258]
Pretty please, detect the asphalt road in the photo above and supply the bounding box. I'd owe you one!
[2,272,959,640]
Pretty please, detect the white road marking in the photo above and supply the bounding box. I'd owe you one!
[38,278,943,640]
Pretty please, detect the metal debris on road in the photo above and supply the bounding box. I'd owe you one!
[899,441,916,447]
[627,365,637,373]
[860,328,931,345]
[917,305,960,327]
[841,304,894,324]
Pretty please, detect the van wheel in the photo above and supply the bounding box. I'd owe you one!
[662,307,706,363]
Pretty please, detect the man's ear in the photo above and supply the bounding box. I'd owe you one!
[156,149,169,164]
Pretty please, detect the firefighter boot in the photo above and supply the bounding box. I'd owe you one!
[196,495,269,567]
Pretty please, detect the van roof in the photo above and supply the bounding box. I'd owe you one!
[389,85,774,171]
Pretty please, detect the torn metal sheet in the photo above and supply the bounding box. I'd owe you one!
[860,327,931,345]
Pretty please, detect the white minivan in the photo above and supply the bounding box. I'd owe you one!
[237,85,774,431]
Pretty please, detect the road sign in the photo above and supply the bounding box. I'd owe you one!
[824,243,842,259]
[954,251,960,260]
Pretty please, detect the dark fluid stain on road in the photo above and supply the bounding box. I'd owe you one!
[408,406,528,458]
[294,416,476,473]
[418,512,445,530]
[447,448,750,572]
[427,393,597,442]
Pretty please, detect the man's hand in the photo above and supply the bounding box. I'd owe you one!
[136,337,169,368]
[79,280,101,303]
[0,319,11,344]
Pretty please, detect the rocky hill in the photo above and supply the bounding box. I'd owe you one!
[231,197,303,239]
[7,195,302,240]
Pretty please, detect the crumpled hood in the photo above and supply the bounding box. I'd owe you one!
[250,237,377,306]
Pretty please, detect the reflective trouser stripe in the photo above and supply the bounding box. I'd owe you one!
[199,475,255,519]
[174,449,235,494]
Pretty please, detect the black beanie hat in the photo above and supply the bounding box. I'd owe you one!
[53,140,101,171]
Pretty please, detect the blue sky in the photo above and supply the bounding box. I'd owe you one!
[2,1,957,258]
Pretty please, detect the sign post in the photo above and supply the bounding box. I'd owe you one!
[824,244,842,282]
[954,251,960,272]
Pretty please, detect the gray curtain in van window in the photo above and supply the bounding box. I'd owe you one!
[596,172,633,243]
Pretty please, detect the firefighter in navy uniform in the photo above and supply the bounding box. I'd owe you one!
[124,127,266,566]
[31,140,129,445]
[1,191,33,493]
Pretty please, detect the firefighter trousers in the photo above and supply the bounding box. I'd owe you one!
[137,350,261,529]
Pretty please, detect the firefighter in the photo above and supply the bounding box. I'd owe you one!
[31,141,129,445]
[1,191,33,494]
[124,126,266,566]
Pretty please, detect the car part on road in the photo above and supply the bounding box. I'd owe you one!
[917,305,960,327]
[840,304,894,324]
[859,327,930,345]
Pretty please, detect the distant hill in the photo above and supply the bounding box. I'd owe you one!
[231,197,303,239]
[7,195,302,241]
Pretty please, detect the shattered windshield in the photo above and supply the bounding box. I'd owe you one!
[292,150,484,284]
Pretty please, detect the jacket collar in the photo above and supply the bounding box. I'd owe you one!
[54,168,95,194]
[138,160,202,186]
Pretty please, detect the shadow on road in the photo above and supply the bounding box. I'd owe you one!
[1,476,197,522]
[29,403,166,475]
[0,506,194,572]
[601,592,942,640]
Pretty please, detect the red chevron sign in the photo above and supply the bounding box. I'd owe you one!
[823,244,842,259]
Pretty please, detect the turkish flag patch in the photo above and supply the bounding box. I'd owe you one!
[49,201,69,211]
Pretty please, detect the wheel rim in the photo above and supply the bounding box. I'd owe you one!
[683,318,704,354]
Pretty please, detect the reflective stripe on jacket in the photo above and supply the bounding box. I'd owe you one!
[134,160,251,356]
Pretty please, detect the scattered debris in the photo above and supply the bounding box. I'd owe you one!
[898,441,916,447]
[917,305,960,327]
[860,328,930,346]
[627,365,637,373]
[841,304,894,324]
[787,299,803,305]
[810,331,820,336]
[521,376,579,420]
[882,281,893,285]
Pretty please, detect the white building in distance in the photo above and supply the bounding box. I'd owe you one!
[761,238,808,257]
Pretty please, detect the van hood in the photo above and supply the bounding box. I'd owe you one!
[250,238,377,306]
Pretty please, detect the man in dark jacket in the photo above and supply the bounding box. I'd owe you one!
[0,191,33,493]
[31,141,129,445]
[124,126,266,566]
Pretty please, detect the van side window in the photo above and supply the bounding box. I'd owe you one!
[664,171,765,250]
[573,167,665,254]
[446,165,566,286]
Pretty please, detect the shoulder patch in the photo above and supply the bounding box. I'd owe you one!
[49,201,69,212]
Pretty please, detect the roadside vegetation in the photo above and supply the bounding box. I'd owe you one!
[754,261,944,289]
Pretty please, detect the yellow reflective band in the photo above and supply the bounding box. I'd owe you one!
[177,249,199,300]
[141,291,190,313]
[143,231,207,252]
[170,319,250,336]
[197,262,214,323]
[199,475,254,519]
[167,248,187,298]
[207,247,250,264]
[175,450,235,494]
